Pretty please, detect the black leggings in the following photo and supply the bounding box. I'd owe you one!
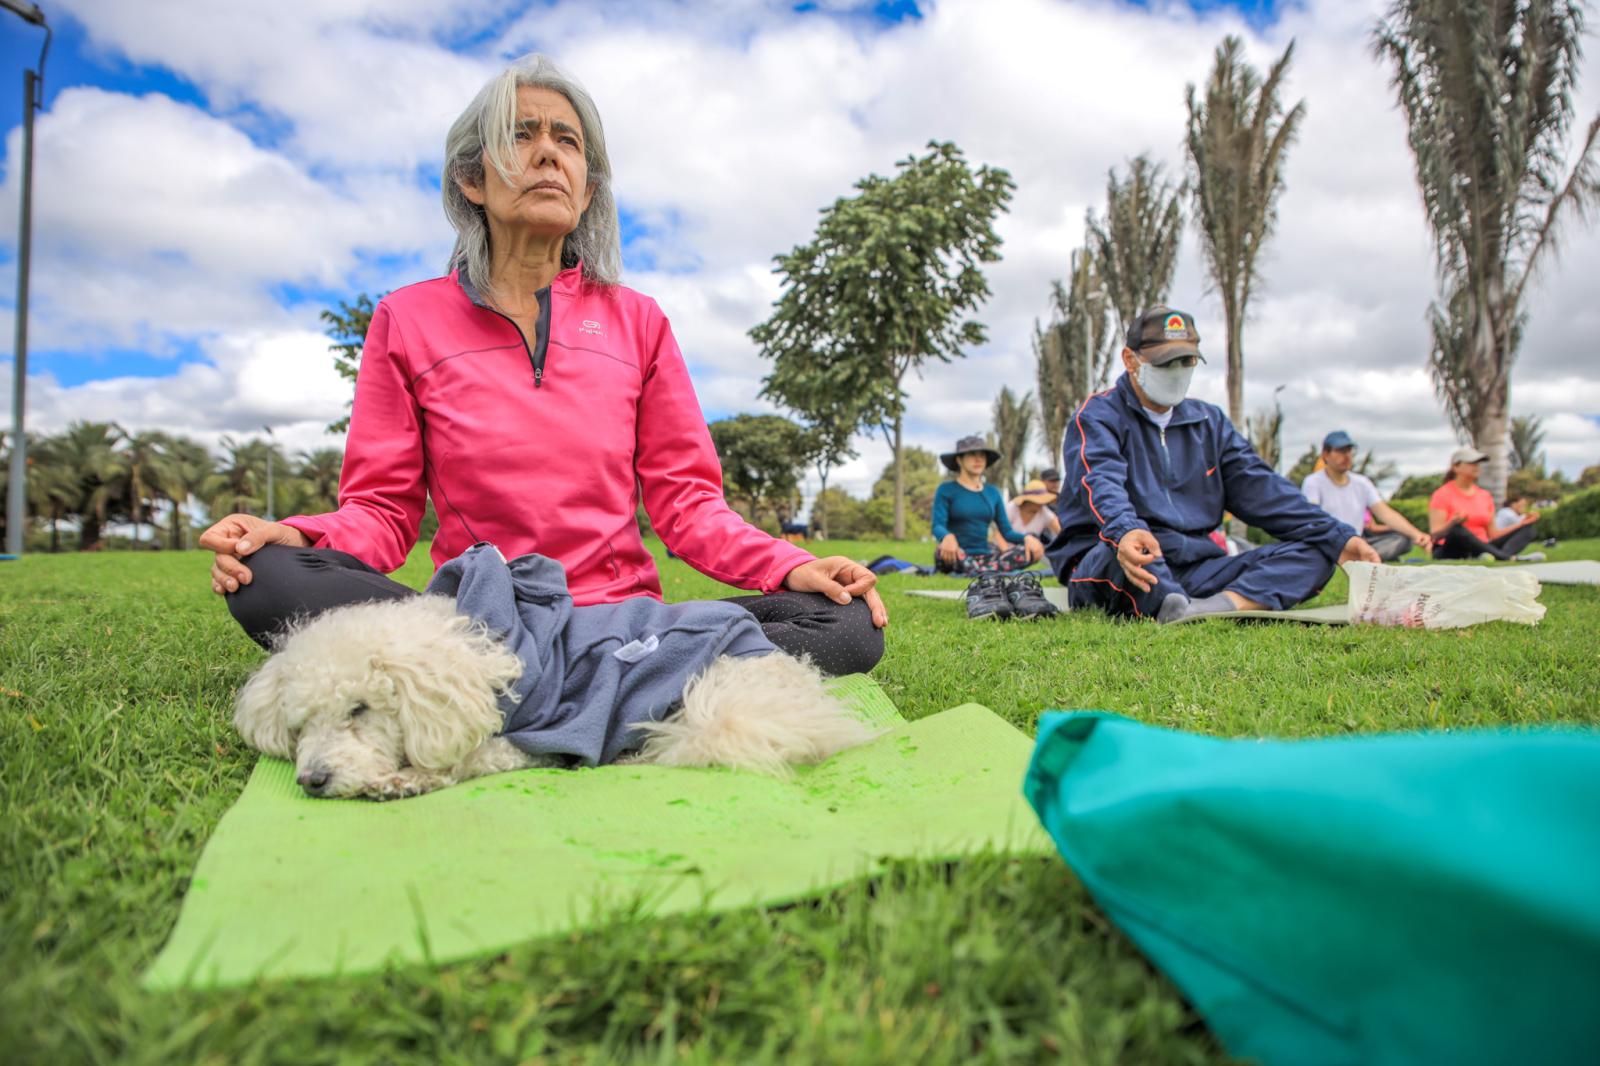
[226,545,884,677]
[1432,521,1541,562]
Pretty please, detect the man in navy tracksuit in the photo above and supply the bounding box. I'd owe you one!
[1047,307,1380,622]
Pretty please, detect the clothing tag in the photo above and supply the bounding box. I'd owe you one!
[612,634,660,663]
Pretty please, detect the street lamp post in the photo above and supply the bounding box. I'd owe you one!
[3,0,50,558]
[263,426,276,521]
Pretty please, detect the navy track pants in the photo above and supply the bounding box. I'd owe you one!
[1065,539,1337,619]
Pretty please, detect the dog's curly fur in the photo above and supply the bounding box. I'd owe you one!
[234,594,878,800]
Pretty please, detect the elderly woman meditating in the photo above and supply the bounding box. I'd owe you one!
[200,55,885,676]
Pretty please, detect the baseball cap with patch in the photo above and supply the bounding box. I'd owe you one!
[1127,306,1205,366]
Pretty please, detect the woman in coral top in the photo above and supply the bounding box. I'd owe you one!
[1428,447,1543,562]
[199,55,885,675]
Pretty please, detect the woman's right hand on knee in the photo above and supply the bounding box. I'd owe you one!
[937,534,965,565]
[199,514,310,595]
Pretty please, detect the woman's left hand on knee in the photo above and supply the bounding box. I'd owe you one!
[783,556,889,629]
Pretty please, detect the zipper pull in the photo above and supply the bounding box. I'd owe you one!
[534,366,543,389]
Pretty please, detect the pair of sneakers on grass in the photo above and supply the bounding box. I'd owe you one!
[964,571,1059,620]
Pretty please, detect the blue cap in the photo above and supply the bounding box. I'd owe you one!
[1322,430,1356,450]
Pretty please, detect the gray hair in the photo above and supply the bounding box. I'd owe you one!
[442,54,622,292]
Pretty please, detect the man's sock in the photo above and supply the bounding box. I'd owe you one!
[1156,593,1190,623]
[1159,592,1238,623]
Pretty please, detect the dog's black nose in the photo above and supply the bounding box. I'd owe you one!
[298,768,332,795]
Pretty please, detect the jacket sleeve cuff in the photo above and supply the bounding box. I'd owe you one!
[1103,519,1147,546]
[280,515,329,547]
[762,544,819,594]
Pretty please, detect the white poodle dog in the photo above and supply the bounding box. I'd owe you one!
[233,595,877,800]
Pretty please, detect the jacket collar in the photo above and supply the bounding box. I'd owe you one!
[1112,371,1206,428]
[452,262,586,309]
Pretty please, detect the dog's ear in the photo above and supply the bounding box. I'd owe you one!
[233,655,294,758]
[379,615,523,771]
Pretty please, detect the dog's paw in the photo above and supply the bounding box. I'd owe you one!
[366,771,438,801]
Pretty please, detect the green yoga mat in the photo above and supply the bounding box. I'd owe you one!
[146,675,1049,989]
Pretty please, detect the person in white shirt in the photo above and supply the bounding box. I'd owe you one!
[1004,479,1062,541]
[1301,431,1430,562]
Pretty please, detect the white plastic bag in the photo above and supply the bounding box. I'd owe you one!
[1343,562,1545,629]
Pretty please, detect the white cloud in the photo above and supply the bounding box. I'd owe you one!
[3,0,1597,507]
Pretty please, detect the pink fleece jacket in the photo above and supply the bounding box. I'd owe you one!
[282,268,814,604]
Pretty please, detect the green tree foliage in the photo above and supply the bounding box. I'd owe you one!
[1286,443,1320,486]
[1246,391,1285,472]
[0,426,343,551]
[758,360,864,540]
[1035,249,1114,458]
[988,387,1035,498]
[1394,472,1448,500]
[869,446,945,537]
[1086,155,1186,335]
[1580,463,1600,489]
[1509,415,1547,473]
[707,414,815,529]
[323,293,379,434]
[1374,0,1600,506]
[1544,484,1600,538]
[749,141,1014,539]
[296,448,346,516]
[1186,36,1307,431]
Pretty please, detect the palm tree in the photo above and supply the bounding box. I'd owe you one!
[989,387,1035,497]
[1374,0,1600,505]
[296,448,345,515]
[26,436,79,552]
[1509,415,1547,473]
[156,436,216,549]
[55,422,127,550]
[119,429,170,549]
[205,435,269,518]
[1086,155,1186,335]
[1185,36,1307,433]
[1035,247,1114,463]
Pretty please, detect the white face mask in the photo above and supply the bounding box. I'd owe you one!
[1136,361,1194,408]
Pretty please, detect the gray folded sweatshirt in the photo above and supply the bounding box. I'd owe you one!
[426,543,777,766]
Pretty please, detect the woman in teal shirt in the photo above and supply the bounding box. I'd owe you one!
[931,435,1045,574]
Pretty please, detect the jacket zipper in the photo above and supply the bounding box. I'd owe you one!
[481,286,553,388]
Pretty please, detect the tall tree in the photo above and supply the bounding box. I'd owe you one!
[759,354,865,541]
[1186,36,1307,431]
[1035,248,1115,464]
[205,436,277,519]
[750,141,1014,539]
[1375,0,1600,504]
[157,436,216,550]
[1086,155,1186,334]
[55,422,127,550]
[119,429,170,548]
[1245,387,1286,471]
[323,294,378,434]
[297,447,346,515]
[1509,414,1547,473]
[989,387,1035,497]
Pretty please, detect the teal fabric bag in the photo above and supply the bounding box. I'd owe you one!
[1023,713,1600,1066]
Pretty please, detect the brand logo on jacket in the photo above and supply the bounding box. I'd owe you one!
[580,319,605,336]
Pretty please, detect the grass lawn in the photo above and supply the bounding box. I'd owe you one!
[4,538,1598,1063]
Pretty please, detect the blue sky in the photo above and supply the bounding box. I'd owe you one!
[1,0,1596,489]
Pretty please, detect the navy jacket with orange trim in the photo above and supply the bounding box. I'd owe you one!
[1046,373,1354,578]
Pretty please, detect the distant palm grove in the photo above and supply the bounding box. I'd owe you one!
[0,423,346,552]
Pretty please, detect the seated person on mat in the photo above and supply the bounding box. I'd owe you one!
[931,436,1045,575]
[1039,467,1063,497]
[1429,449,1544,561]
[1046,306,1379,622]
[197,55,886,679]
[1006,479,1062,543]
[1301,430,1429,562]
